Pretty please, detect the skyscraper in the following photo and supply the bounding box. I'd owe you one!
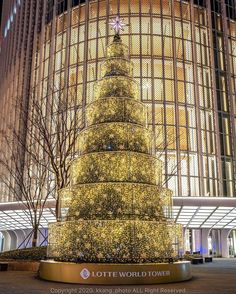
[0,0,236,257]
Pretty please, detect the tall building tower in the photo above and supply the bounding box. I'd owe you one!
[0,0,236,257]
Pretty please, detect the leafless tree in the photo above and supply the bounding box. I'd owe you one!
[154,126,187,188]
[0,134,54,247]
[0,85,82,231]
[17,86,83,220]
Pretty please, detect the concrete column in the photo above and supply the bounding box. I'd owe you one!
[201,228,211,257]
[0,232,3,251]
[212,229,221,256]
[232,230,236,256]
[191,229,195,252]
[7,231,17,250]
[183,228,191,253]
[193,229,201,252]
[220,229,231,258]
[1,231,11,251]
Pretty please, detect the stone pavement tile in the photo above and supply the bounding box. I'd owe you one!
[0,258,235,294]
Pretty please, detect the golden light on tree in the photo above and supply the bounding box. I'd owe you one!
[47,33,183,263]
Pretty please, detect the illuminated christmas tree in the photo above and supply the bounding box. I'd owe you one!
[47,25,182,264]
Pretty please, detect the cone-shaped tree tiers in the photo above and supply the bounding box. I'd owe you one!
[48,34,182,263]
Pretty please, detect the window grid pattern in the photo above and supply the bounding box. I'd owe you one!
[0,0,236,201]
[22,0,236,198]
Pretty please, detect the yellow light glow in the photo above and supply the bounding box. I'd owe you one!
[48,34,183,263]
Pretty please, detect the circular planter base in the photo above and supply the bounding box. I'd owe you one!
[39,260,192,284]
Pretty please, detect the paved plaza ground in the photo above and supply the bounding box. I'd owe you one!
[0,258,235,294]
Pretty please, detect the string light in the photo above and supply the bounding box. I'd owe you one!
[48,30,183,264]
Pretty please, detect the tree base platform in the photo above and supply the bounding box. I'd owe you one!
[39,260,192,284]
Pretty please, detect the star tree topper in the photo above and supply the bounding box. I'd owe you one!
[108,16,127,34]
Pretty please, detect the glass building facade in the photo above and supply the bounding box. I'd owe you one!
[0,0,236,255]
[47,0,235,199]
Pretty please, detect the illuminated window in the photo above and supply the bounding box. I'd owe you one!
[142,59,151,77]
[153,59,163,77]
[166,126,176,149]
[163,37,173,57]
[155,125,165,150]
[166,106,175,125]
[79,25,85,42]
[163,0,171,16]
[44,59,49,78]
[165,80,174,101]
[177,81,185,103]
[186,82,194,104]
[168,175,178,196]
[130,0,139,13]
[179,127,188,151]
[55,50,65,71]
[89,2,97,19]
[98,38,106,58]
[87,63,96,82]
[154,79,164,101]
[152,18,161,35]
[181,176,189,196]
[45,42,50,59]
[163,19,172,36]
[164,60,174,79]
[178,107,186,126]
[153,0,161,15]
[69,67,77,86]
[141,35,151,55]
[142,78,152,100]
[70,45,78,65]
[79,5,86,22]
[71,8,79,25]
[78,43,84,62]
[86,82,95,104]
[88,40,97,60]
[142,17,151,34]
[77,66,83,84]
[176,39,183,59]
[131,59,140,77]
[130,36,140,55]
[153,36,162,56]
[155,105,164,125]
[56,34,63,51]
[88,22,97,39]
[71,27,78,45]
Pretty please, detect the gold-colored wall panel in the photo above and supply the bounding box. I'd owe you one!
[39,260,192,284]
